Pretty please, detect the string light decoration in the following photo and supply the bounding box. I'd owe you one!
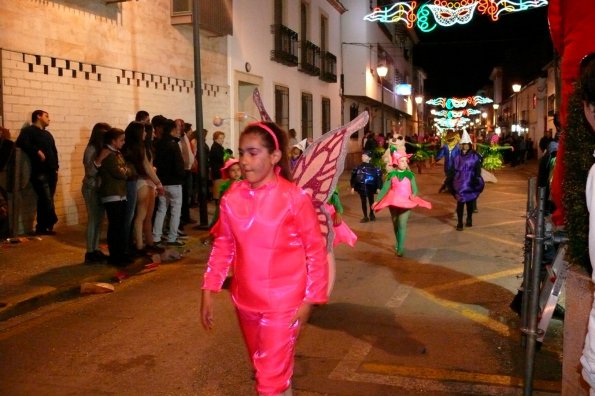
[426,95,493,108]
[432,108,481,118]
[364,0,548,33]
[433,117,471,128]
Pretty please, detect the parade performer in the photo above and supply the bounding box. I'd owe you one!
[372,150,432,256]
[434,129,461,193]
[326,188,357,248]
[547,0,595,226]
[289,138,306,171]
[476,134,513,172]
[350,151,382,223]
[207,157,242,239]
[382,131,407,173]
[447,130,484,231]
[201,122,329,396]
[406,140,434,174]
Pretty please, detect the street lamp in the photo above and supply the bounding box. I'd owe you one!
[493,103,499,126]
[512,83,521,132]
[376,64,388,136]
[415,95,423,137]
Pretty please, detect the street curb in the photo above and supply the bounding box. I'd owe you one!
[0,271,115,322]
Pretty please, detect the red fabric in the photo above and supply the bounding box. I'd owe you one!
[548,0,595,225]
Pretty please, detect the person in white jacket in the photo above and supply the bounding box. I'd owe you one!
[579,52,595,393]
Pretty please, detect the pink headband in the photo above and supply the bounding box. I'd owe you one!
[249,122,280,151]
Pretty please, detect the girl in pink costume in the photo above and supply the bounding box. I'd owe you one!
[372,150,432,256]
[201,122,328,396]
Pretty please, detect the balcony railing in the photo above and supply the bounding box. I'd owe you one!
[320,51,337,83]
[299,40,320,76]
[270,24,298,67]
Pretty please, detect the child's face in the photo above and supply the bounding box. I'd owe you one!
[227,163,242,180]
[291,147,302,159]
[239,133,280,188]
[396,157,408,170]
[112,135,125,150]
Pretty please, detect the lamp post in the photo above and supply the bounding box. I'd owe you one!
[415,95,423,137]
[493,103,499,127]
[377,64,388,136]
[512,83,521,133]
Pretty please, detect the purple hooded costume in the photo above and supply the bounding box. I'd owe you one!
[450,150,484,203]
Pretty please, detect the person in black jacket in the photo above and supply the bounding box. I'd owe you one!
[152,119,186,247]
[350,151,382,222]
[209,131,226,204]
[16,110,59,235]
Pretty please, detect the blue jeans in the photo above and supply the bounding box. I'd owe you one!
[153,185,182,243]
[82,184,105,252]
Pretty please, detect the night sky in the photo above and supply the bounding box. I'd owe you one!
[412,6,553,98]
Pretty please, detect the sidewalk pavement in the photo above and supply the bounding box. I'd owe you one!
[0,214,212,322]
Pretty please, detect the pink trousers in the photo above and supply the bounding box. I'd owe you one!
[236,307,300,395]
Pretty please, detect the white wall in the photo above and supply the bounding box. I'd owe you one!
[0,0,227,231]
[228,0,343,151]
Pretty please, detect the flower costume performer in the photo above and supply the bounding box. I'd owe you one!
[372,150,432,256]
[350,150,382,223]
[434,129,461,193]
[447,130,484,231]
[201,122,329,396]
[476,134,513,183]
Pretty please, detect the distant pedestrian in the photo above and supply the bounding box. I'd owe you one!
[152,119,185,247]
[82,122,111,263]
[209,131,226,203]
[16,110,59,235]
[97,128,135,266]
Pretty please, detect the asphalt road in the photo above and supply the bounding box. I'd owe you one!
[0,161,563,395]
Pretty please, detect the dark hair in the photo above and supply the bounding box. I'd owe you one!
[144,124,154,162]
[135,110,150,122]
[162,119,177,137]
[104,128,125,146]
[31,110,46,124]
[87,122,111,153]
[580,53,595,105]
[241,122,292,181]
[122,121,147,177]
[151,115,167,129]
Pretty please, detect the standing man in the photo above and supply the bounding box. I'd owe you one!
[16,110,59,235]
[152,119,185,247]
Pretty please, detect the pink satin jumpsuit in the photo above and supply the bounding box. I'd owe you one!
[203,176,328,395]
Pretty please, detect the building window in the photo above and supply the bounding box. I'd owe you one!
[322,97,331,134]
[302,92,313,140]
[275,85,289,133]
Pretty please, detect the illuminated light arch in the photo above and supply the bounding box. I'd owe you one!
[433,108,482,118]
[364,0,548,32]
[426,96,493,108]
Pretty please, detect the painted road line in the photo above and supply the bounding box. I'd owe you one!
[362,362,561,392]
[424,268,523,293]
[464,229,524,248]
[418,248,437,264]
[328,338,559,395]
[385,284,413,309]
